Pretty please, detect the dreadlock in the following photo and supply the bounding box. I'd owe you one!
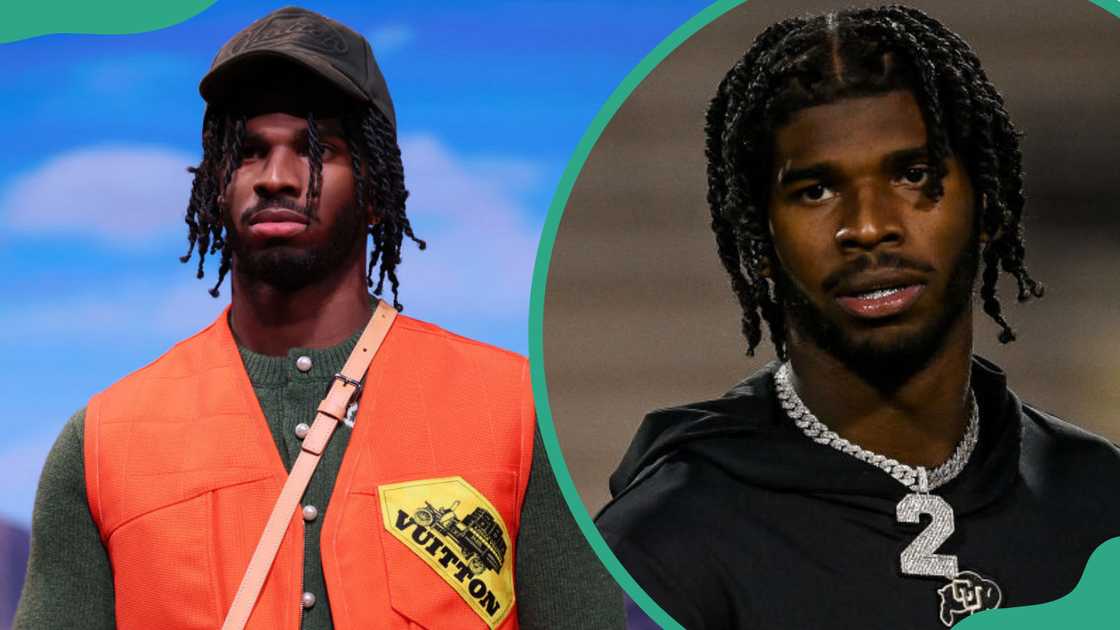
[180,103,425,310]
[706,5,1044,359]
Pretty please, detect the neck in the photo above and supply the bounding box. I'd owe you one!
[228,249,372,356]
[784,313,974,468]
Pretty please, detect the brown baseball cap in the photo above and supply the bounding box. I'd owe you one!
[199,6,395,128]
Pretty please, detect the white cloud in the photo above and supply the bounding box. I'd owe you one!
[366,24,414,54]
[0,278,226,342]
[0,144,196,246]
[396,134,541,324]
[462,156,545,199]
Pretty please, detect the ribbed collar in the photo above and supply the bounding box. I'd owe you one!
[237,323,364,386]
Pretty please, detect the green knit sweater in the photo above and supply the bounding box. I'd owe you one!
[13,325,622,629]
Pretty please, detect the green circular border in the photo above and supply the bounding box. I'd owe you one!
[2,0,215,43]
[528,1,1120,628]
[529,2,744,626]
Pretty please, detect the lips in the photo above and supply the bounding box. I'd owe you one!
[836,284,925,318]
[247,208,308,239]
[833,272,928,319]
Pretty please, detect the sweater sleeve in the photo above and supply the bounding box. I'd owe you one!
[513,429,625,629]
[12,408,116,629]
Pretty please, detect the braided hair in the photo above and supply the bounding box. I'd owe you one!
[706,5,1043,359]
[179,103,425,310]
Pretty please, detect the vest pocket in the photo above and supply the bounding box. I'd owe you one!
[105,474,298,630]
[107,489,221,629]
[341,470,520,629]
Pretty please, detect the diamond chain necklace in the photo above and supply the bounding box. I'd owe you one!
[774,362,979,492]
[773,362,1002,627]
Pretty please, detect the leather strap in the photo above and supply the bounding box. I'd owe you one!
[221,301,398,630]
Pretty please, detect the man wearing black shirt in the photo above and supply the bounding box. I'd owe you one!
[596,6,1120,629]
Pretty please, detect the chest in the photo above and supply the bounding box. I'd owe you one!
[699,484,1120,629]
[87,348,532,630]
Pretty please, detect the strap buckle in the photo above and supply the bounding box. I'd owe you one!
[324,374,364,429]
[329,372,364,405]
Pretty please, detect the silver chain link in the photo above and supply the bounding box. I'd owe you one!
[774,363,979,492]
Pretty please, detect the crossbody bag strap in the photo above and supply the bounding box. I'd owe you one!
[221,300,398,630]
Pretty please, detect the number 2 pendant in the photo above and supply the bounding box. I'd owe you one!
[896,493,1002,626]
[897,493,958,578]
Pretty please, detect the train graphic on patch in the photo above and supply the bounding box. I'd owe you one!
[411,499,508,576]
[380,475,516,627]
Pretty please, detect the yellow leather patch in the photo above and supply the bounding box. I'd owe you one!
[379,476,515,628]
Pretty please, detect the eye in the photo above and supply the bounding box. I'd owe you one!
[897,165,930,186]
[298,141,337,158]
[796,183,837,204]
[239,144,265,161]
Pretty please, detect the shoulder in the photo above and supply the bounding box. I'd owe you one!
[597,457,740,628]
[599,455,735,545]
[41,409,88,483]
[1010,402,1120,523]
[387,315,535,459]
[91,315,230,404]
[606,376,780,500]
[394,314,527,370]
[1019,401,1120,472]
[598,452,750,585]
[394,315,524,363]
[975,356,1120,483]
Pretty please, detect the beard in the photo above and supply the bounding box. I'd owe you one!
[226,200,364,292]
[773,232,980,392]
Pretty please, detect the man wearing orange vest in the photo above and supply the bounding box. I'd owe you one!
[14,7,622,630]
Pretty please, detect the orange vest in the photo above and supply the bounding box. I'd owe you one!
[84,309,535,629]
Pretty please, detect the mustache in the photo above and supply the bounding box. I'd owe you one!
[240,197,312,226]
[820,252,935,293]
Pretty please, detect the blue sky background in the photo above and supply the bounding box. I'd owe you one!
[0,0,712,525]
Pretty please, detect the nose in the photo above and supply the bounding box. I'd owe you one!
[251,147,304,200]
[834,182,904,252]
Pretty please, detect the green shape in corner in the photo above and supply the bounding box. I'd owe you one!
[3,0,215,44]
[956,536,1120,629]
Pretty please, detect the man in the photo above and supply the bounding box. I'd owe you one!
[15,7,622,629]
[596,6,1120,629]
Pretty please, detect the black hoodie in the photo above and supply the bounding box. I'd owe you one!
[596,358,1120,629]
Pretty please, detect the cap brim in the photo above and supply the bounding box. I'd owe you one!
[199,48,368,108]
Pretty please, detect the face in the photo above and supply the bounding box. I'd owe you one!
[767,90,979,381]
[223,110,365,291]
